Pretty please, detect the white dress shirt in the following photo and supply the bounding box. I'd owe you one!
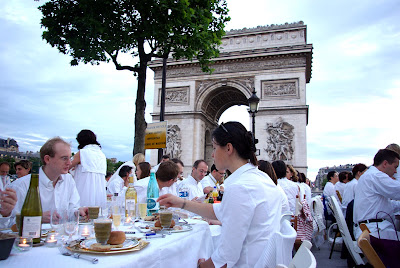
[179,175,204,200]
[277,178,299,215]
[107,176,128,200]
[300,182,312,207]
[277,184,290,214]
[335,181,346,198]
[354,166,400,239]
[11,167,80,213]
[201,173,218,189]
[211,163,282,267]
[323,181,338,201]
[341,178,358,208]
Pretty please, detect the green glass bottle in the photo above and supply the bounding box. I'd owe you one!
[19,164,42,244]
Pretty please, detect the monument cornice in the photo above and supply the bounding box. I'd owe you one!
[150,111,218,126]
[257,105,309,124]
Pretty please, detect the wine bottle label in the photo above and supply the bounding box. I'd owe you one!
[147,198,159,210]
[22,216,41,238]
[125,199,136,211]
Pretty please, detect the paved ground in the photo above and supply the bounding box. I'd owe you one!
[311,239,349,268]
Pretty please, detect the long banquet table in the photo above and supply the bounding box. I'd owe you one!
[3,220,216,268]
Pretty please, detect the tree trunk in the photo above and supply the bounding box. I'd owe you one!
[133,39,150,156]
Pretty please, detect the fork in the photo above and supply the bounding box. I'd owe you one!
[58,244,99,264]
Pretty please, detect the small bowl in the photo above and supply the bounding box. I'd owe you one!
[0,233,17,260]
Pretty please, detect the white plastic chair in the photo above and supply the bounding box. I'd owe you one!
[328,196,365,265]
[288,240,316,268]
[254,219,297,268]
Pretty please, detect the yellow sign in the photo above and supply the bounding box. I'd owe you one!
[144,121,167,149]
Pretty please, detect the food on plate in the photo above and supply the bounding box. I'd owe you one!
[154,219,175,228]
[90,243,112,252]
[173,225,183,231]
[143,215,157,221]
[107,231,126,245]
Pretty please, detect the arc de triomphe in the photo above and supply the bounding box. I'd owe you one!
[149,21,313,176]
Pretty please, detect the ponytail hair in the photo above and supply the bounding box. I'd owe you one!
[212,121,258,166]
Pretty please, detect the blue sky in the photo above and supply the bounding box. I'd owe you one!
[1,0,400,180]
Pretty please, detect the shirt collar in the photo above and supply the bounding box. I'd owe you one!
[187,175,199,185]
[224,163,255,187]
[39,167,64,189]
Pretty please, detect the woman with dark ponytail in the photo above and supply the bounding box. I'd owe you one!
[158,121,282,268]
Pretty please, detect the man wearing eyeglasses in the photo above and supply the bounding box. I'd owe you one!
[178,160,208,201]
[11,137,83,223]
[201,164,225,194]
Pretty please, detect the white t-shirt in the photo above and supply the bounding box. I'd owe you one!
[341,178,358,208]
[211,163,282,267]
[11,167,80,213]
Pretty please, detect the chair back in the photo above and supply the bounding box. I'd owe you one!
[328,196,364,265]
[357,229,385,268]
[336,190,343,203]
[288,240,316,268]
[254,219,297,268]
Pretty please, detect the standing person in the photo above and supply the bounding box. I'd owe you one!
[158,122,282,267]
[178,160,208,200]
[14,160,32,178]
[70,129,107,208]
[273,160,299,215]
[354,149,400,239]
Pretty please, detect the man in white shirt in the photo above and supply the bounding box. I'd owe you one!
[107,166,132,198]
[272,160,299,215]
[178,160,208,201]
[323,171,339,215]
[354,149,400,239]
[134,161,179,204]
[341,163,367,210]
[171,158,185,182]
[201,164,225,194]
[11,137,84,223]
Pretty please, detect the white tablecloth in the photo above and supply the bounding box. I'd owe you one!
[3,221,214,268]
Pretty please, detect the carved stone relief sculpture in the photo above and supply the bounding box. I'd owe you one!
[159,87,189,105]
[163,124,182,159]
[264,118,294,161]
[261,79,298,98]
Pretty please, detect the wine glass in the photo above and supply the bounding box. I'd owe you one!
[63,209,79,242]
[50,209,64,233]
[112,206,123,230]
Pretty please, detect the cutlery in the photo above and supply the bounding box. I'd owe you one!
[58,244,99,264]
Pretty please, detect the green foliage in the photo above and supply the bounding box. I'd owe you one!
[106,159,125,173]
[39,0,230,154]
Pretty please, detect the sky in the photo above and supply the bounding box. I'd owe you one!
[1,0,400,181]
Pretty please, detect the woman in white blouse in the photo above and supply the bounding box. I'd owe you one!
[158,122,282,268]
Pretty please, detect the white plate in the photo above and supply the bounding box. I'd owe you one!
[80,238,139,251]
[170,224,193,233]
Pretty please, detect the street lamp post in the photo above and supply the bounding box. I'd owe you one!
[248,88,260,149]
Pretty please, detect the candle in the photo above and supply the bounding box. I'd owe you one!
[15,237,33,251]
[125,217,131,224]
[79,225,92,238]
[46,233,58,247]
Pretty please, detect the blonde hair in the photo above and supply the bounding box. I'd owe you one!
[386,143,400,156]
[132,153,145,166]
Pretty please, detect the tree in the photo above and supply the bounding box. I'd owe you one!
[39,0,230,155]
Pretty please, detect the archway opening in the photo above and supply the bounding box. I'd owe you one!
[218,105,251,130]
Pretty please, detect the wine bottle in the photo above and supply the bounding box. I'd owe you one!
[146,169,159,216]
[125,174,137,219]
[19,170,43,244]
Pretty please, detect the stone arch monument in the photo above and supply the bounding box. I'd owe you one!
[149,21,313,176]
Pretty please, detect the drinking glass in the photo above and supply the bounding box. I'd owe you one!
[159,207,173,231]
[138,203,147,222]
[112,206,123,230]
[63,209,79,242]
[93,219,112,245]
[50,209,64,233]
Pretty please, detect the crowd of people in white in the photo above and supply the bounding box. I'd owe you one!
[1,125,400,267]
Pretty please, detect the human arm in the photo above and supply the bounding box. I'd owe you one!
[69,151,81,169]
[157,194,217,220]
[0,188,17,217]
[203,186,213,194]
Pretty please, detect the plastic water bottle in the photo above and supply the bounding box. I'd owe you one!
[178,185,189,200]
[147,169,159,216]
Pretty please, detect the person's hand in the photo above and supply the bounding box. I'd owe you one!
[79,207,88,218]
[198,258,206,268]
[0,188,17,217]
[206,219,222,226]
[157,194,184,208]
[42,211,51,223]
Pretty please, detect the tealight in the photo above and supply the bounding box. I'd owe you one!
[79,225,93,239]
[15,237,33,251]
[45,233,59,247]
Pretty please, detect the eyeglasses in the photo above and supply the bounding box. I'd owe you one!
[197,169,207,174]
